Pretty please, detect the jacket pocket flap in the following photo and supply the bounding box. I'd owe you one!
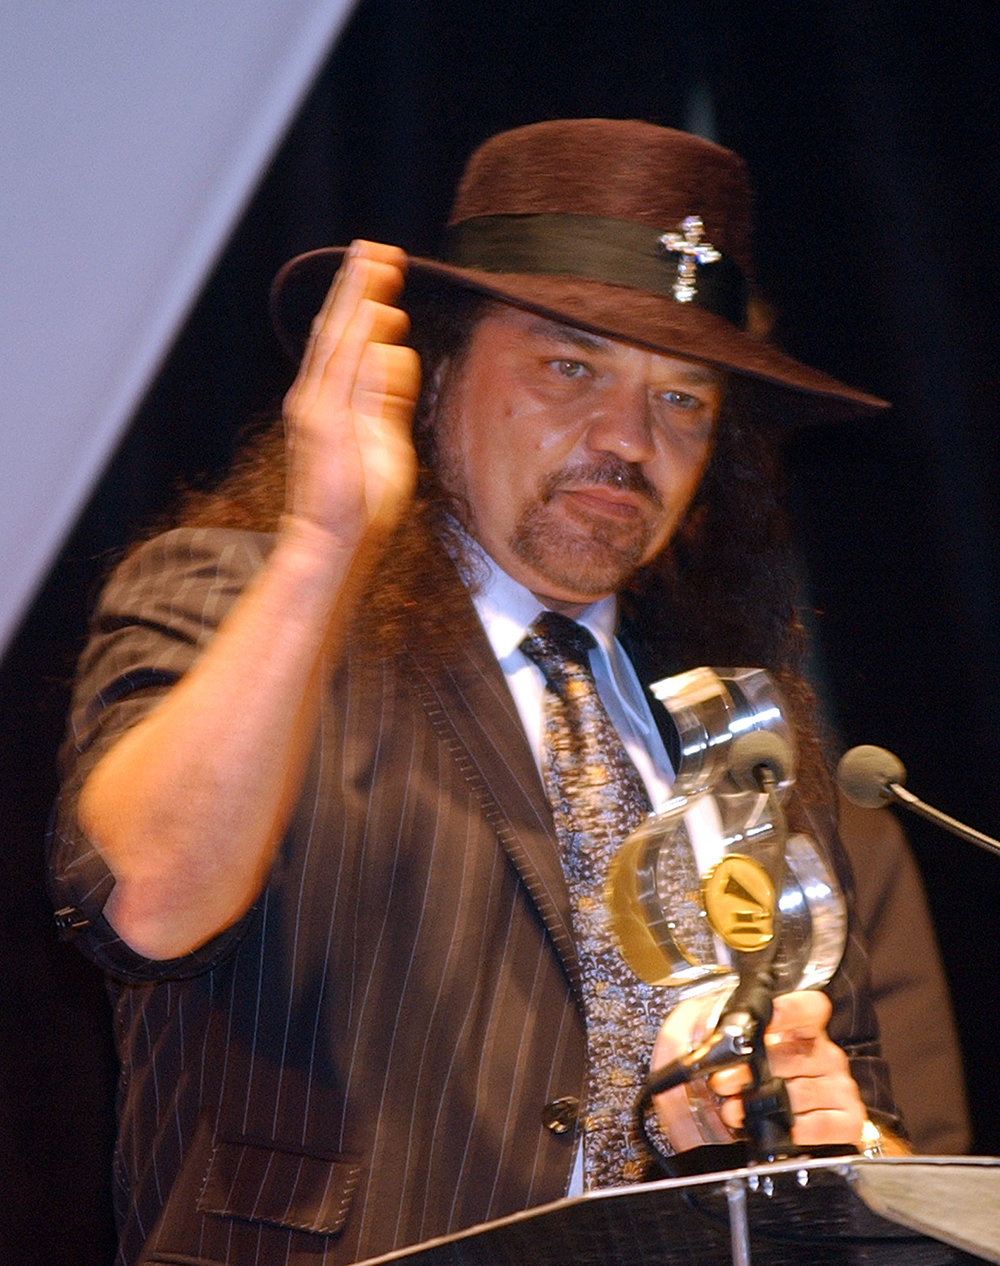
[198,1138,362,1235]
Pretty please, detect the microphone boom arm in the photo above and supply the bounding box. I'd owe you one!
[886,781,1000,860]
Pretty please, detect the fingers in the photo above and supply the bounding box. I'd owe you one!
[707,990,836,1097]
[318,240,407,337]
[291,240,408,403]
[651,993,734,1151]
[770,988,833,1031]
[278,240,419,551]
[309,240,408,339]
[354,341,422,428]
[286,238,416,433]
[310,268,409,361]
[707,990,866,1147]
[717,1092,867,1148]
[714,1066,861,1124]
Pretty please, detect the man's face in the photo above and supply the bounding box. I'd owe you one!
[433,303,723,614]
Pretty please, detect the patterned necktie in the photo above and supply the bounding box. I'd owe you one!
[520,611,673,1187]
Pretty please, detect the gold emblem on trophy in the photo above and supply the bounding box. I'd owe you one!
[701,854,775,950]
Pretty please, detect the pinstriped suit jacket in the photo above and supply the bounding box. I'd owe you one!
[49,527,894,1266]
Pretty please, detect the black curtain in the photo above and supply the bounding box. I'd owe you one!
[3,4,998,1262]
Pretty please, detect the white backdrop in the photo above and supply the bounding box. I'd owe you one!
[0,0,356,654]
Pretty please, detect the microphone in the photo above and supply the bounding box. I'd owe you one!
[836,743,905,808]
[727,731,793,894]
[728,730,793,794]
[837,744,1000,860]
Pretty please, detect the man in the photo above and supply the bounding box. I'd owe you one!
[51,120,906,1266]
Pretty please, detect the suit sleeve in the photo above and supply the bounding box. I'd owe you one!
[47,526,274,981]
[793,794,906,1137]
[838,794,970,1153]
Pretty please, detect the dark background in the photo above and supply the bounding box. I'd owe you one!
[3,3,999,1262]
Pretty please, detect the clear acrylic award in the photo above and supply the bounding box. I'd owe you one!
[607,667,846,999]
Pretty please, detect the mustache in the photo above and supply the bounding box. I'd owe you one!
[540,456,663,508]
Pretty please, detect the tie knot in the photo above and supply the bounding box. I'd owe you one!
[520,611,597,684]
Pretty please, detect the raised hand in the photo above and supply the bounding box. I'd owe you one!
[281,240,421,560]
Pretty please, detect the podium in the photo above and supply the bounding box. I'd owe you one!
[354,1156,1000,1266]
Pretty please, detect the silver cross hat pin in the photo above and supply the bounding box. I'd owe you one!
[658,216,721,303]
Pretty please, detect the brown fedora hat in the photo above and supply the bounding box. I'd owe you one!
[271,118,887,417]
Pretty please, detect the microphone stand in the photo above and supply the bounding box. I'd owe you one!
[885,782,1000,860]
[725,764,799,1163]
[731,954,798,1163]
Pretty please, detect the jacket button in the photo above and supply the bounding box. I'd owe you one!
[541,1097,579,1134]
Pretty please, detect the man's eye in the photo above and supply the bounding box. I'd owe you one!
[551,359,588,378]
[661,390,702,410]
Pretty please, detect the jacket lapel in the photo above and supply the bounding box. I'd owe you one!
[406,611,583,998]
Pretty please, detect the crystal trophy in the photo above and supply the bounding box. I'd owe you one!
[607,667,846,999]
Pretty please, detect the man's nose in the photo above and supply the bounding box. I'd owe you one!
[584,387,656,463]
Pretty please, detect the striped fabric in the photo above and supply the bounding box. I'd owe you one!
[48,526,896,1266]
